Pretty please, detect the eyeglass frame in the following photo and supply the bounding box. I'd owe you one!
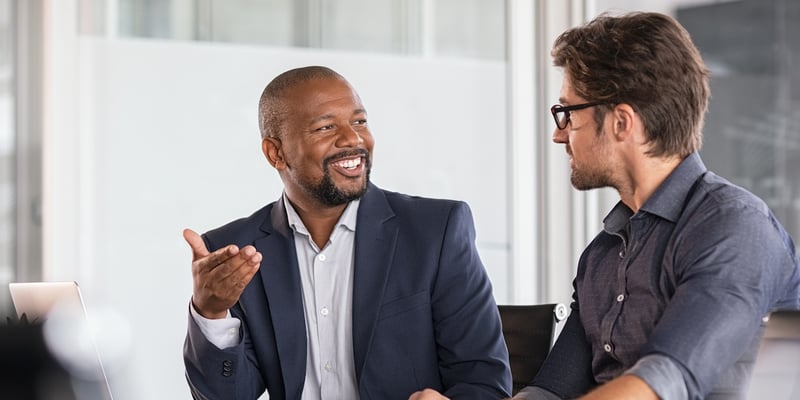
[550,101,609,130]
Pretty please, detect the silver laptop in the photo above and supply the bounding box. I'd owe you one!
[9,281,115,400]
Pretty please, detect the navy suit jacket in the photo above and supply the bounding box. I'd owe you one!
[184,184,511,399]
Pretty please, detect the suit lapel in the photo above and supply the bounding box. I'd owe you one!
[352,184,398,381]
[256,198,307,399]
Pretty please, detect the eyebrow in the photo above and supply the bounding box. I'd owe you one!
[309,108,367,125]
[310,114,335,125]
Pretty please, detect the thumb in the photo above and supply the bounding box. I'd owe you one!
[183,228,210,260]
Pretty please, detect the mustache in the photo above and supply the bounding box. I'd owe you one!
[324,149,370,165]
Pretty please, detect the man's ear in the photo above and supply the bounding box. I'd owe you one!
[262,136,286,169]
[611,103,637,142]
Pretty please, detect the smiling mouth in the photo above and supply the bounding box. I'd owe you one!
[332,156,362,170]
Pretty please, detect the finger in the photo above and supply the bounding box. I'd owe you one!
[195,244,241,276]
[183,228,210,260]
[236,248,262,286]
[239,245,262,266]
[210,246,261,283]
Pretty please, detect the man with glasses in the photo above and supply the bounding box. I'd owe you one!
[515,12,800,400]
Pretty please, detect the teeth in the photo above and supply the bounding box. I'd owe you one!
[334,157,361,170]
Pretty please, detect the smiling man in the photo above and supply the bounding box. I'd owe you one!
[182,66,511,400]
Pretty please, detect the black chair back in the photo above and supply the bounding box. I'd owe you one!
[498,303,568,395]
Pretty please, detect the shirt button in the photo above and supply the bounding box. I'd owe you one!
[318,254,327,261]
[604,343,612,352]
[616,294,625,302]
[325,362,333,372]
[320,307,329,316]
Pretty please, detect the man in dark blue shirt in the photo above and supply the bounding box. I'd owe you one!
[515,12,800,400]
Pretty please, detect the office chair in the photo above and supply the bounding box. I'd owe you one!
[498,303,568,395]
[746,310,800,400]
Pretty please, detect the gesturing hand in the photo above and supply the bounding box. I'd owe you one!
[183,228,262,319]
[408,389,449,400]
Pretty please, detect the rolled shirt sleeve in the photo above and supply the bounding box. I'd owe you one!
[514,385,563,400]
[626,354,688,400]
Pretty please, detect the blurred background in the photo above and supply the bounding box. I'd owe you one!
[1,0,797,398]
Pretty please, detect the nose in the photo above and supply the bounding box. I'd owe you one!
[337,124,364,147]
[552,126,568,144]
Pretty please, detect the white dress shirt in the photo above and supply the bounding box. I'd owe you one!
[191,194,360,400]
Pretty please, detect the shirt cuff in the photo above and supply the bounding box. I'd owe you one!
[189,302,241,350]
[626,354,688,400]
[513,386,562,400]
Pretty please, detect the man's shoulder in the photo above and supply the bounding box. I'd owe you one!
[202,202,276,250]
[695,171,768,212]
[375,187,468,215]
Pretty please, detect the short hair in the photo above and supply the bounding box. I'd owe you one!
[552,12,710,157]
[258,66,346,139]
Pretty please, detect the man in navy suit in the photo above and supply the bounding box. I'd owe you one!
[183,66,511,400]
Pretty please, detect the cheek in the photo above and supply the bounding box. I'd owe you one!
[364,136,375,152]
[360,130,375,146]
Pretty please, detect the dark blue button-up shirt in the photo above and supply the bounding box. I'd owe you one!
[532,153,800,400]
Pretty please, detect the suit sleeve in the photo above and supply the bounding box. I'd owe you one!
[183,236,267,400]
[432,202,513,399]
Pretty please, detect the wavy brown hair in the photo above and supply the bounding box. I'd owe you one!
[552,12,709,157]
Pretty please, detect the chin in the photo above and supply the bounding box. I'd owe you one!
[570,172,601,191]
[342,180,369,198]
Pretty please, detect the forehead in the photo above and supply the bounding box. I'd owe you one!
[283,77,364,114]
[558,73,576,102]
[559,73,595,107]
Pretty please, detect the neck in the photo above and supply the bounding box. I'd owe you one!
[618,155,682,212]
[287,196,348,249]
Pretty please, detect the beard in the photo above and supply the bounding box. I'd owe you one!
[307,150,371,206]
[570,167,614,191]
[569,127,616,191]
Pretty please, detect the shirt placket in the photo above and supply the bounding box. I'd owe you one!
[314,249,338,398]
[599,228,630,358]
[602,217,653,361]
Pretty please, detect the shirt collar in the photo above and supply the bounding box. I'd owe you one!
[639,152,707,222]
[282,193,360,238]
[603,152,707,233]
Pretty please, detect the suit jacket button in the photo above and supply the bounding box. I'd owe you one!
[222,360,234,376]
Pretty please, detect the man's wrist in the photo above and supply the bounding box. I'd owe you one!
[625,354,688,400]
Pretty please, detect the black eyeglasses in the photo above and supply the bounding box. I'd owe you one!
[550,101,608,130]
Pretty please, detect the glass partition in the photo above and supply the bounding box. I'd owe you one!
[116,0,505,59]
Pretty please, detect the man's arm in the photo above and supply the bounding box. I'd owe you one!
[182,229,266,399]
[430,201,513,399]
[517,301,595,399]
[632,203,795,398]
[578,375,658,400]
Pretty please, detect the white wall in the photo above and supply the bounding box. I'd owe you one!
[57,37,507,399]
